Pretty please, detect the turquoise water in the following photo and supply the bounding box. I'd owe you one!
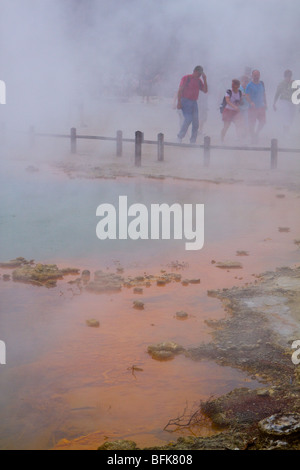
[0,160,259,266]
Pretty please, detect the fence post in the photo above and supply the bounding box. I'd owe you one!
[157,133,164,161]
[135,130,142,167]
[116,130,123,157]
[270,138,278,169]
[204,135,211,167]
[29,126,35,148]
[70,127,77,154]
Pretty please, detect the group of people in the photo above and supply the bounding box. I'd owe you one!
[176,66,296,144]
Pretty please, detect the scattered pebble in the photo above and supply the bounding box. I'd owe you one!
[86,319,100,328]
[147,341,184,361]
[81,270,91,283]
[133,287,143,294]
[133,300,144,310]
[175,311,188,320]
[215,261,243,269]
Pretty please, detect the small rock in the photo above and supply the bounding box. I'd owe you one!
[258,413,300,438]
[256,388,270,396]
[207,289,218,297]
[86,319,100,328]
[149,350,174,361]
[215,261,243,269]
[147,341,184,361]
[124,282,133,288]
[86,269,123,293]
[133,287,143,294]
[175,311,188,320]
[81,270,91,283]
[133,300,144,310]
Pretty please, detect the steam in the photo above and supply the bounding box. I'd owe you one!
[0,0,299,144]
[0,0,299,450]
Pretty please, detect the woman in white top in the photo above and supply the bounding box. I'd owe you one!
[221,79,242,142]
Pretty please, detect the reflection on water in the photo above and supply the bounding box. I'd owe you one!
[0,161,300,449]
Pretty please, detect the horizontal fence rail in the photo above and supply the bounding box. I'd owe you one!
[29,126,300,170]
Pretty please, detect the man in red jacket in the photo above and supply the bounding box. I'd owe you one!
[177,65,208,143]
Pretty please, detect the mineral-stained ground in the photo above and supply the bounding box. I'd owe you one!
[99,266,300,450]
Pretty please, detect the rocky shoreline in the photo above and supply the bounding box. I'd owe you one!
[2,258,300,450]
[98,266,300,450]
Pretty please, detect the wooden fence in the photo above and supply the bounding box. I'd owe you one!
[29,127,300,170]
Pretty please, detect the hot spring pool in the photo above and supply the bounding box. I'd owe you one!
[0,159,299,449]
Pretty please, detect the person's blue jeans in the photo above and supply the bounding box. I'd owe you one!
[177,98,199,143]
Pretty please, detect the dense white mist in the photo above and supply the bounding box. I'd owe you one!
[0,0,299,135]
[0,1,300,450]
